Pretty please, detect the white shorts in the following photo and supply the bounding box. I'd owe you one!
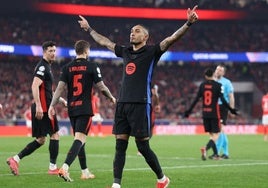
[262,115,268,125]
[26,120,32,128]
[92,113,103,122]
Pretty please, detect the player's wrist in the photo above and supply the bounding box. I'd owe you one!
[88,27,94,34]
[186,21,192,27]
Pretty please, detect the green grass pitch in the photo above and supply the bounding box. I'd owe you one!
[0,134,268,188]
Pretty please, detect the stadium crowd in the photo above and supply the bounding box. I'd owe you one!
[1,16,267,52]
[0,55,266,125]
[0,0,267,125]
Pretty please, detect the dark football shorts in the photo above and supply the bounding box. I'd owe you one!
[113,103,152,138]
[31,104,59,137]
[69,115,92,135]
[203,118,221,133]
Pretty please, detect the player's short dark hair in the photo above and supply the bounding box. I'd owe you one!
[217,63,226,72]
[42,41,56,51]
[75,40,90,55]
[136,24,149,35]
[204,68,214,77]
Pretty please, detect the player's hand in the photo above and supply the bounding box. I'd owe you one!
[78,15,90,31]
[110,96,116,105]
[62,100,68,108]
[183,110,191,118]
[35,105,44,120]
[230,108,239,115]
[0,104,3,112]
[48,106,55,120]
[187,5,198,24]
[59,97,68,107]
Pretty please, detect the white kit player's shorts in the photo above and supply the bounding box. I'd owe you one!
[92,113,103,122]
[262,115,268,125]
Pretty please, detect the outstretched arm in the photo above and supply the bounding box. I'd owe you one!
[78,15,116,52]
[160,5,198,52]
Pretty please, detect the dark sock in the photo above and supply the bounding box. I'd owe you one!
[206,139,214,151]
[211,140,218,155]
[78,144,87,170]
[18,140,42,159]
[65,139,82,166]
[49,139,59,164]
[113,139,128,184]
[136,140,163,179]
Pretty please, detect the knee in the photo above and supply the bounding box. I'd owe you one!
[135,140,150,153]
[115,139,128,153]
[36,137,46,145]
[50,132,59,140]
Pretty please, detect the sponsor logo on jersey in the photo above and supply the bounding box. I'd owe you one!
[126,62,136,75]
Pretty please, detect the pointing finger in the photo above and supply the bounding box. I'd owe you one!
[192,5,198,11]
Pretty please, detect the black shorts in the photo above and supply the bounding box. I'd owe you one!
[203,118,221,133]
[31,104,59,137]
[219,105,229,125]
[113,103,152,138]
[70,115,92,135]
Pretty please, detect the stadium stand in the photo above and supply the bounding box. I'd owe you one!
[0,0,267,125]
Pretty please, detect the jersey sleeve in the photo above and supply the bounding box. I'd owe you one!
[59,65,68,83]
[34,64,46,80]
[115,44,124,57]
[154,43,165,64]
[92,63,103,84]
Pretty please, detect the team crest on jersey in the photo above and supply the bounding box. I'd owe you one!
[126,62,136,75]
[39,66,45,71]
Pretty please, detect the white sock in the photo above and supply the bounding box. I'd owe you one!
[62,163,69,171]
[112,183,121,188]
[81,168,89,174]
[158,175,166,182]
[13,155,20,163]
[49,163,57,170]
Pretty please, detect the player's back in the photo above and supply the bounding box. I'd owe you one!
[60,58,102,117]
[200,79,222,118]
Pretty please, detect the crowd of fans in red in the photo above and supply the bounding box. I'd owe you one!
[0,0,267,124]
[0,56,266,125]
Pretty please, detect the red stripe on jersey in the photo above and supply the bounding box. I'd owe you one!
[40,82,47,112]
